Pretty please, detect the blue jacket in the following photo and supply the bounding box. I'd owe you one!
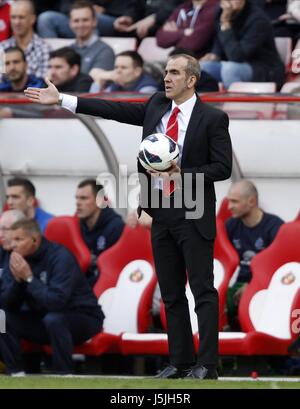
[0,247,10,307]
[34,207,54,233]
[0,238,104,321]
[0,74,45,92]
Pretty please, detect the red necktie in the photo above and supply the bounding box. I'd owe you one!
[163,107,180,196]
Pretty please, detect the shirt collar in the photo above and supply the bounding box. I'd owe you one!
[171,93,197,118]
[76,33,98,48]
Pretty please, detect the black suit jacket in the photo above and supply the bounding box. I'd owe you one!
[77,92,232,240]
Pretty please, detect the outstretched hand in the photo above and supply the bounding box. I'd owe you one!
[24,77,60,105]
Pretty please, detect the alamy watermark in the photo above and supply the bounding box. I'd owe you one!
[0,309,5,334]
[95,165,204,220]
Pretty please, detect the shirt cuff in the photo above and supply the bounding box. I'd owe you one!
[61,94,78,113]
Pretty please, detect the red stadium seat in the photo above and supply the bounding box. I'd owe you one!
[44,216,91,273]
[74,224,157,356]
[275,37,292,72]
[217,197,232,224]
[219,221,300,356]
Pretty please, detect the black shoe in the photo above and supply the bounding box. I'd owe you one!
[185,365,218,380]
[155,365,190,379]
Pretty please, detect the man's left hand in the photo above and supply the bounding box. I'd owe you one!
[147,161,181,178]
[10,252,33,282]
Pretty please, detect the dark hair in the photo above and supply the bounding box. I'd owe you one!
[7,177,36,198]
[4,46,26,62]
[116,51,144,69]
[10,218,41,235]
[70,0,96,19]
[168,53,201,83]
[49,47,81,68]
[77,179,104,197]
[13,0,36,15]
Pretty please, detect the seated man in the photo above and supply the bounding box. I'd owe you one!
[90,51,159,93]
[6,177,53,233]
[76,179,125,287]
[225,179,284,330]
[0,219,104,375]
[200,0,285,90]
[0,47,45,92]
[69,1,115,74]
[48,47,94,93]
[0,0,51,78]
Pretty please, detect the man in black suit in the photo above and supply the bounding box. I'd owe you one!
[24,53,232,379]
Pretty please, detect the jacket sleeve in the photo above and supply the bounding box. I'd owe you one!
[76,97,147,127]
[181,112,232,182]
[0,269,26,310]
[217,18,270,62]
[156,8,182,48]
[155,0,186,26]
[25,253,76,312]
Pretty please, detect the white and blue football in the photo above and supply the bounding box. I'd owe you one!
[138,133,179,171]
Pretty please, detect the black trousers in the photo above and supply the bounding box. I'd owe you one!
[151,218,218,367]
[0,310,102,374]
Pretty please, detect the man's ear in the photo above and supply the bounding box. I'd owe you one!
[27,196,35,208]
[71,64,80,78]
[135,66,143,78]
[188,75,196,88]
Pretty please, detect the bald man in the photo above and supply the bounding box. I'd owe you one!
[225,179,284,330]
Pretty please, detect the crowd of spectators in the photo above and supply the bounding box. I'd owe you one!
[0,0,298,94]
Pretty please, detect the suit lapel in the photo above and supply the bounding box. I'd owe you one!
[181,97,205,165]
[143,99,172,137]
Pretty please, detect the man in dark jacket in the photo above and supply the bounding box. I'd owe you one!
[25,53,232,380]
[0,219,104,375]
[200,0,285,89]
[48,47,93,93]
[76,179,125,287]
[0,47,45,92]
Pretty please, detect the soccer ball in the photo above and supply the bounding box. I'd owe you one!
[138,133,179,171]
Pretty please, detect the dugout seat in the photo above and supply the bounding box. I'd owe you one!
[217,197,232,224]
[44,216,91,273]
[219,221,300,356]
[120,219,239,355]
[73,224,157,356]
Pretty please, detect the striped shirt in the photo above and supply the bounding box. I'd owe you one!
[0,33,51,78]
